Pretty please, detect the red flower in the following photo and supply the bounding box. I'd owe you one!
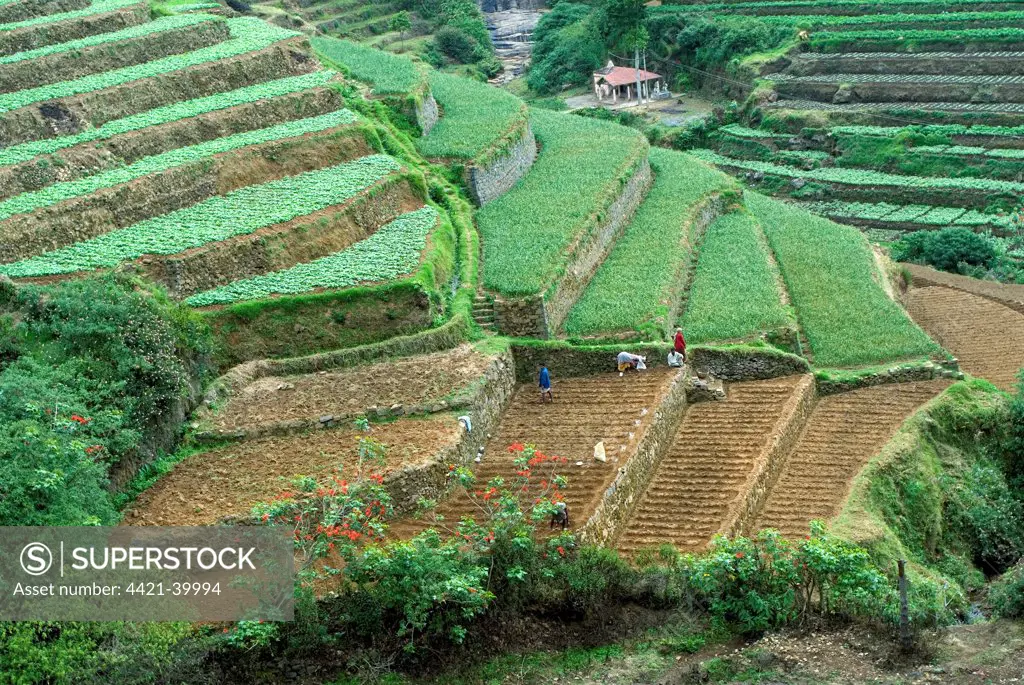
[557,546,565,556]
[735,552,745,559]
[508,443,525,453]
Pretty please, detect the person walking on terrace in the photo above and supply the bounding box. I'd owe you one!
[538,364,553,403]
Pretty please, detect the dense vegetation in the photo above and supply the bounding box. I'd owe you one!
[0,275,210,526]
[311,36,421,95]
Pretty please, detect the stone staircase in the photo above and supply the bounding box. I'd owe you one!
[472,293,496,332]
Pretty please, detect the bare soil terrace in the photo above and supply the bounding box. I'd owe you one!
[754,379,951,540]
[907,286,1024,392]
[207,344,494,432]
[125,415,462,526]
[391,369,678,539]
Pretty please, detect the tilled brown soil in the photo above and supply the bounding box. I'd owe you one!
[208,344,493,431]
[617,375,812,556]
[907,285,1024,392]
[124,415,461,526]
[390,369,678,539]
[754,379,951,540]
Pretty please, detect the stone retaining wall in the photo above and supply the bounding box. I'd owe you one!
[416,92,439,135]
[815,360,961,395]
[466,123,536,206]
[689,345,810,381]
[510,341,674,383]
[722,375,817,538]
[492,155,652,337]
[578,368,690,547]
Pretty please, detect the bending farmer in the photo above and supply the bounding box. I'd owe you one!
[538,364,553,403]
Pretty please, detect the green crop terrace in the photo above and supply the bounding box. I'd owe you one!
[417,72,527,163]
[0,109,357,221]
[0,18,297,113]
[311,35,422,95]
[477,109,648,297]
[0,0,140,33]
[0,12,219,65]
[0,155,401,277]
[682,211,791,344]
[564,148,736,339]
[187,206,439,306]
[745,192,940,366]
[0,70,340,166]
[807,27,1024,51]
[651,0,1024,14]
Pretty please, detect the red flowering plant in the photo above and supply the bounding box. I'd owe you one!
[414,443,577,600]
[249,427,393,581]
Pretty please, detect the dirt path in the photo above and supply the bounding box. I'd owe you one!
[617,375,811,556]
[754,380,951,540]
[125,415,461,526]
[206,344,492,431]
[391,370,678,539]
[907,286,1024,392]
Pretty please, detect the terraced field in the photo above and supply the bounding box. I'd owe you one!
[617,375,812,555]
[753,380,951,540]
[907,286,1024,391]
[392,370,678,539]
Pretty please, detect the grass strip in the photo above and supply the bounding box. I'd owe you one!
[417,72,527,163]
[0,18,298,114]
[0,70,338,167]
[477,109,647,296]
[564,147,735,338]
[0,12,220,65]
[310,36,421,95]
[0,108,357,221]
[682,212,791,344]
[187,206,439,306]
[0,154,401,277]
[745,191,939,367]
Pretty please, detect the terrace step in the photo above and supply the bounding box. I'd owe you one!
[767,72,1024,104]
[790,51,1024,76]
[0,1,150,57]
[767,98,1024,114]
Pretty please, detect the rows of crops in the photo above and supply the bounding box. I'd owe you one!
[769,72,1024,84]
[808,27,1024,51]
[311,36,421,95]
[682,212,791,344]
[476,110,648,296]
[0,0,139,33]
[716,124,790,140]
[801,200,1014,228]
[745,192,940,367]
[0,18,297,114]
[652,0,1024,15]
[0,12,219,65]
[417,72,527,162]
[187,206,438,306]
[0,70,339,166]
[0,109,357,221]
[753,10,1024,30]
[563,148,735,338]
[690,149,1024,194]
[831,122,1024,138]
[0,155,401,278]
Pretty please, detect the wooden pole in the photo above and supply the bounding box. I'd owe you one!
[898,559,913,652]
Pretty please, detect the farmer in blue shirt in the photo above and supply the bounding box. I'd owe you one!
[538,364,553,403]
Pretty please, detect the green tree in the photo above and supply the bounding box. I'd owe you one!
[390,11,412,50]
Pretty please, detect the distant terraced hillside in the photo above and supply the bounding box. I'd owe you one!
[0,3,465,368]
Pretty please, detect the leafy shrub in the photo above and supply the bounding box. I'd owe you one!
[989,562,1024,618]
[944,459,1024,574]
[435,26,479,63]
[527,3,604,94]
[892,227,997,272]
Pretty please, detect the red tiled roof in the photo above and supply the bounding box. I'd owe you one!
[596,66,661,87]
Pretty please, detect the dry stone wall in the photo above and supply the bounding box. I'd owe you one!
[689,345,810,381]
[466,123,536,206]
[577,368,690,547]
[416,92,439,135]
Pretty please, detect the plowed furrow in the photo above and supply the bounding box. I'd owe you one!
[907,286,1024,391]
[753,380,950,540]
[392,370,677,540]
[618,375,810,555]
